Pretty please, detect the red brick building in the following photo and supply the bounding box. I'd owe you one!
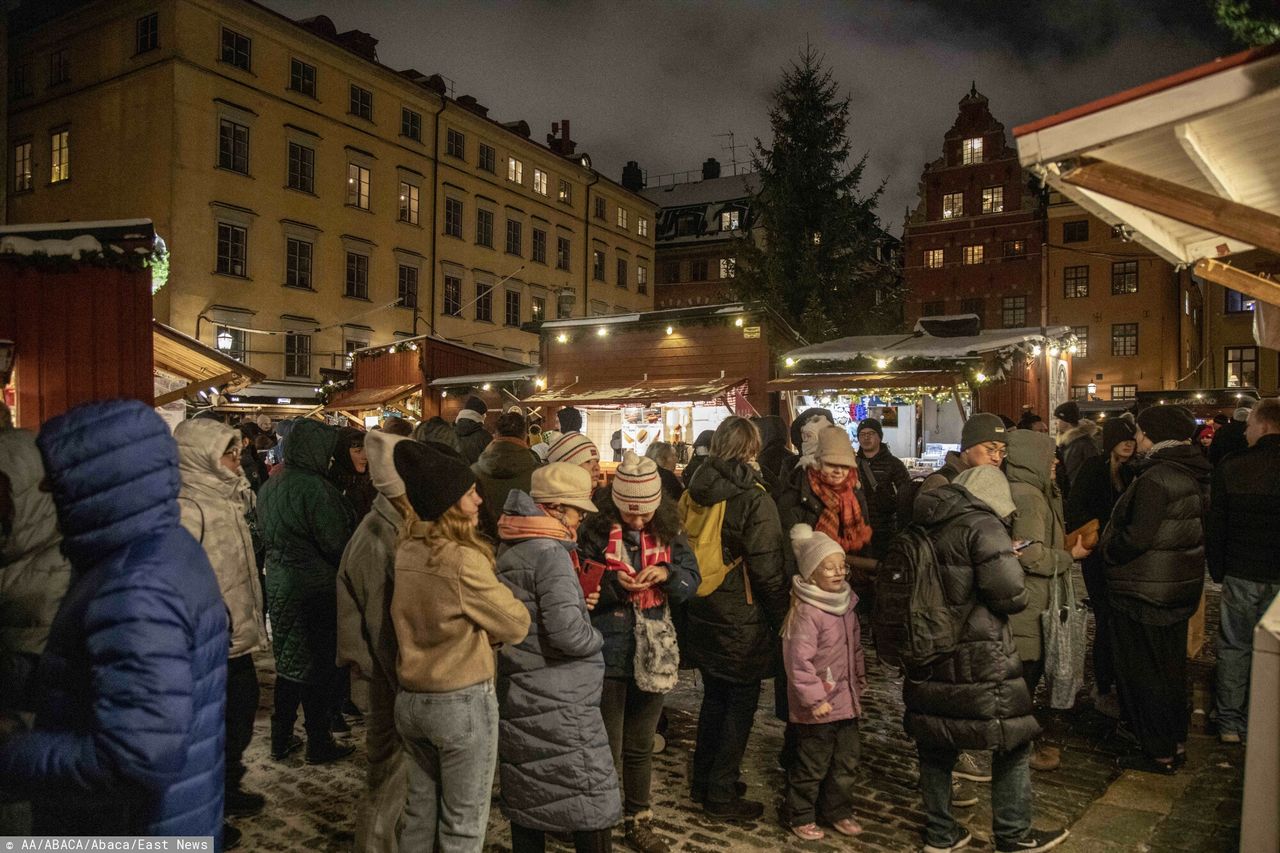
[904,86,1045,330]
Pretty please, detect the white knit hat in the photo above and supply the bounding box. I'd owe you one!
[365,429,408,498]
[790,524,845,581]
[547,431,599,466]
[612,450,663,515]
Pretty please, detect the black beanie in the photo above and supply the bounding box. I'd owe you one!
[856,418,883,439]
[463,395,488,415]
[1053,400,1081,426]
[1136,405,1196,444]
[394,440,476,521]
[557,406,583,432]
[1102,415,1137,454]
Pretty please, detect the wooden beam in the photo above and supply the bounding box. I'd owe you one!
[153,370,240,406]
[1060,159,1280,255]
[1193,259,1280,309]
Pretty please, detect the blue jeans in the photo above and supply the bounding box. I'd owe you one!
[395,681,498,853]
[1215,576,1280,736]
[918,742,1032,848]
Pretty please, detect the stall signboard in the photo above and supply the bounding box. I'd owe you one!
[621,406,663,457]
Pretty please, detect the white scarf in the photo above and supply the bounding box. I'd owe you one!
[1144,438,1190,457]
[455,408,484,425]
[781,575,852,637]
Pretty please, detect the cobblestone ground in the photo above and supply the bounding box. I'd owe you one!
[234,578,1243,852]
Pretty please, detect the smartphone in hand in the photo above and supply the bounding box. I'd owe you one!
[578,559,608,598]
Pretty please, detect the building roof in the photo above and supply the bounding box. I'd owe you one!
[537,300,805,345]
[783,324,1071,364]
[641,173,760,208]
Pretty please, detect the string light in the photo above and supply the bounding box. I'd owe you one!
[734,317,744,327]
[875,358,888,369]
[596,327,608,337]
[1031,344,1042,357]
[482,383,491,391]
[1048,346,1061,357]
[665,326,673,335]
[557,333,568,343]
[785,357,795,367]
[1067,344,1078,355]
[975,372,987,383]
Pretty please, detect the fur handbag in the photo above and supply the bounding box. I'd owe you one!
[633,603,680,693]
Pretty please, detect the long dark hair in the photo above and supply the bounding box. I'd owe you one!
[580,488,681,547]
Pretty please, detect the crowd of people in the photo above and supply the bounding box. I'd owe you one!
[0,389,1276,853]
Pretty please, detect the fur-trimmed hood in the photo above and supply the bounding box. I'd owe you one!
[1057,419,1100,448]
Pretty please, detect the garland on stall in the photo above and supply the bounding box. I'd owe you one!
[317,378,354,405]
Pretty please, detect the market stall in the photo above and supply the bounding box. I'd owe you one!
[152,321,265,429]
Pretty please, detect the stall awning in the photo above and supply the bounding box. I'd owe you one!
[429,367,539,388]
[524,376,746,406]
[152,321,265,405]
[767,371,964,392]
[324,383,421,411]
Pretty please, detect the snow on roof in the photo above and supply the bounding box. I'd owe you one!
[0,218,153,235]
[0,219,159,260]
[0,234,102,259]
[785,325,1072,364]
[641,173,760,208]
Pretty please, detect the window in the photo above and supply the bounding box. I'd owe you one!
[49,49,70,86]
[662,262,681,283]
[220,28,250,70]
[398,182,419,225]
[923,301,946,316]
[556,237,571,270]
[215,325,245,362]
[49,130,69,183]
[216,223,246,276]
[507,157,523,184]
[559,179,572,204]
[505,290,521,327]
[346,163,370,209]
[923,249,943,269]
[691,258,709,280]
[444,198,463,238]
[446,128,465,159]
[284,333,310,378]
[1071,326,1089,359]
[1225,288,1256,313]
[505,219,522,255]
[12,142,32,192]
[638,217,649,237]
[533,168,548,196]
[1111,323,1138,357]
[1226,346,1259,388]
[11,64,31,99]
[720,210,740,231]
[287,142,314,192]
[1063,220,1089,243]
[719,257,736,279]
[1071,386,1090,401]
[616,257,628,288]
[398,265,418,309]
[444,274,462,316]
[345,252,369,299]
[1001,296,1026,327]
[637,266,648,294]
[289,59,316,97]
[1111,385,1137,401]
[342,339,366,370]
[401,108,422,142]
[349,84,373,120]
[942,191,964,219]
[1110,260,1139,295]
[962,244,984,265]
[136,13,159,54]
[285,238,312,289]
[1064,265,1089,298]
[981,186,1003,214]
[532,228,547,263]
[476,209,494,247]
[594,197,606,220]
[1004,239,1026,257]
[477,144,496,173]
[960,297,984,321]
[617,208,628,229]
[532,295,546,321]
[558,290,574,319]
[218,119,249,173]
[475,282,493,322]
[961,136,983,164]
[592,250,606,281]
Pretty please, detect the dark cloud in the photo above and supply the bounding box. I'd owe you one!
[260,0,1229,230]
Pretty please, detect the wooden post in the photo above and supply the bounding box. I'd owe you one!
[1193,258,1280,308]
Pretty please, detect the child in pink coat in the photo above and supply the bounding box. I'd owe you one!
[782,523,867,841]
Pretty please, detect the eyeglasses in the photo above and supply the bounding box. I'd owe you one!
[222,447,240,458]
[978,443,1008,458]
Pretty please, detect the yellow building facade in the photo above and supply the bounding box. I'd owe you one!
[1201,279,1280,394]
[6,0,655,387]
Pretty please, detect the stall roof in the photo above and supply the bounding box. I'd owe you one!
[783,325,1071,365]
[537,301,806,345]
[324,383,420,411]
[524,376,746,406]
[229,380,321,402]
[428,367,539,388]
[152,322,264,397]
[1014,44,1280,270]
[767,371,964,392]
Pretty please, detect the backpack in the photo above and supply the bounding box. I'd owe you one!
[677,492,743,598]
[872,524,963,670]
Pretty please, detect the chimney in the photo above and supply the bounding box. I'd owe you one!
[335,29,378,62]
[547,120,577,156]
[456,95,488,118]
[621,161,644,193]
[702,158,721,180]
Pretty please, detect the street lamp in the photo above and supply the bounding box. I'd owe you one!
[1087,381,1097,397]
[216,329,234,352]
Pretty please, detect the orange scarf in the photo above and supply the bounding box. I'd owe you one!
[807,467,872,554]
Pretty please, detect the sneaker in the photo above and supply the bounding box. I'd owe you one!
[791,823,825,841]
[995,828,1069,852]
[305,738,355,765]
[623,810,670,853]
[1219,730,1242,745]
[923,828,973,852]
[703,797,764,822]
[652,732,667,754]
[954,751,992,783]
[1029,744,1061,772]
[222,823,242,851]
[830,816,863,836]
[269,734,303,761]
[224,788,265,817]
[951,780,978,808]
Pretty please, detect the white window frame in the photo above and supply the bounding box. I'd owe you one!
[981,185,1003,214]
[720,210,740,231]
[533,168,548,196]
[347,162,370,209]
[507,156,523,184]
[638,217,648,237]
[941,191,963,220]
[962,136,983,164]
[398,180,420,225]
[50,129,69,183]
[617,207,628,228]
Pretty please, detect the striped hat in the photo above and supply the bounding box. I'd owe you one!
[612,451,663,515]
[547,431,599,466]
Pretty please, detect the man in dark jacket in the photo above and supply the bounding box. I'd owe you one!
[454,395,493,465]
[0,401,229,842]
[1207,398,1280,744]
[753,415,794,495]
[680,430,715,487]
[910,466,1066,853]
[918,413,1008,495]
[473,411,541,540]
[1100,405,1208,773]
[1208,404,1253,466]
[855,418,912,559]
[1053,401,1101,499]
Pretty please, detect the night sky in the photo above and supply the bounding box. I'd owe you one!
[259,0,1234,231]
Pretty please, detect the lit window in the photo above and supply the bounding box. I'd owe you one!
[50,130,69,183]
[638,217,649,237]
[942,191,964,219]
[12,141,32,192]
[924,249,943,269]
[617,207,628,229]
[1111,384,1137,401]
[559,179,572,203]
[398,181,419,225]
[719,257,736,279]
[1111,261,1138,295]
[962,245,984,265]
[290,59,316,97]
[1071,326,1089,358]
[346,163,370,209]
[1225,346,1259,388]
[533,168,548,196]
[1004,239,1025,256]
[720,210,740,231]
[637,266,648,294]
[507,157,523,184]
[962,137,983,164]
[1225,288,1256,313]
[981,186,1003,214]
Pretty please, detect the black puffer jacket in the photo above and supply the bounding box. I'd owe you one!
[904,486,1039,752]
[1208,420,1248,467]
[1101,443,1209,622]
[775,463,871,578]
[857,447,911,559]
[683,457,788,683]
[1206,433,1280,584]
[454,418,493,466]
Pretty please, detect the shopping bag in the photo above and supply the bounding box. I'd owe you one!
[1041,566,1087,709]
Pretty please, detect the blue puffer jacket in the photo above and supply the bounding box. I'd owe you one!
[0,401,228,841]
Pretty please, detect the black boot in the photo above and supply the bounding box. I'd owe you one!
[224,787,266,817]
[270,732,303,761]
[305,737,355,765]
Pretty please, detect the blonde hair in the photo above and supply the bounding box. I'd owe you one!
[399,505,495,569]
[710,416,761,463]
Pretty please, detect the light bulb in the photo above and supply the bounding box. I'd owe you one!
[1048,346,1061,357]
[596,327,607,337]
[1031,345,1042,357]
[735,317,744,327]
[482,383,491,391]
[875,358,888,369]
[785,357,795,367]
[557,333,568,343]
[665,326,673,335]
[975,372,987,383]
[1067,344,1078,355]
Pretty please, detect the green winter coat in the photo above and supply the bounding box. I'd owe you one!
[1004,430,1074,663]
[258,420,355,683]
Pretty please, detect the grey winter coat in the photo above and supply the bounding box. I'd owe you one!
[336,493,401,684]
[495,491,622,832]
[0,430,72,715]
